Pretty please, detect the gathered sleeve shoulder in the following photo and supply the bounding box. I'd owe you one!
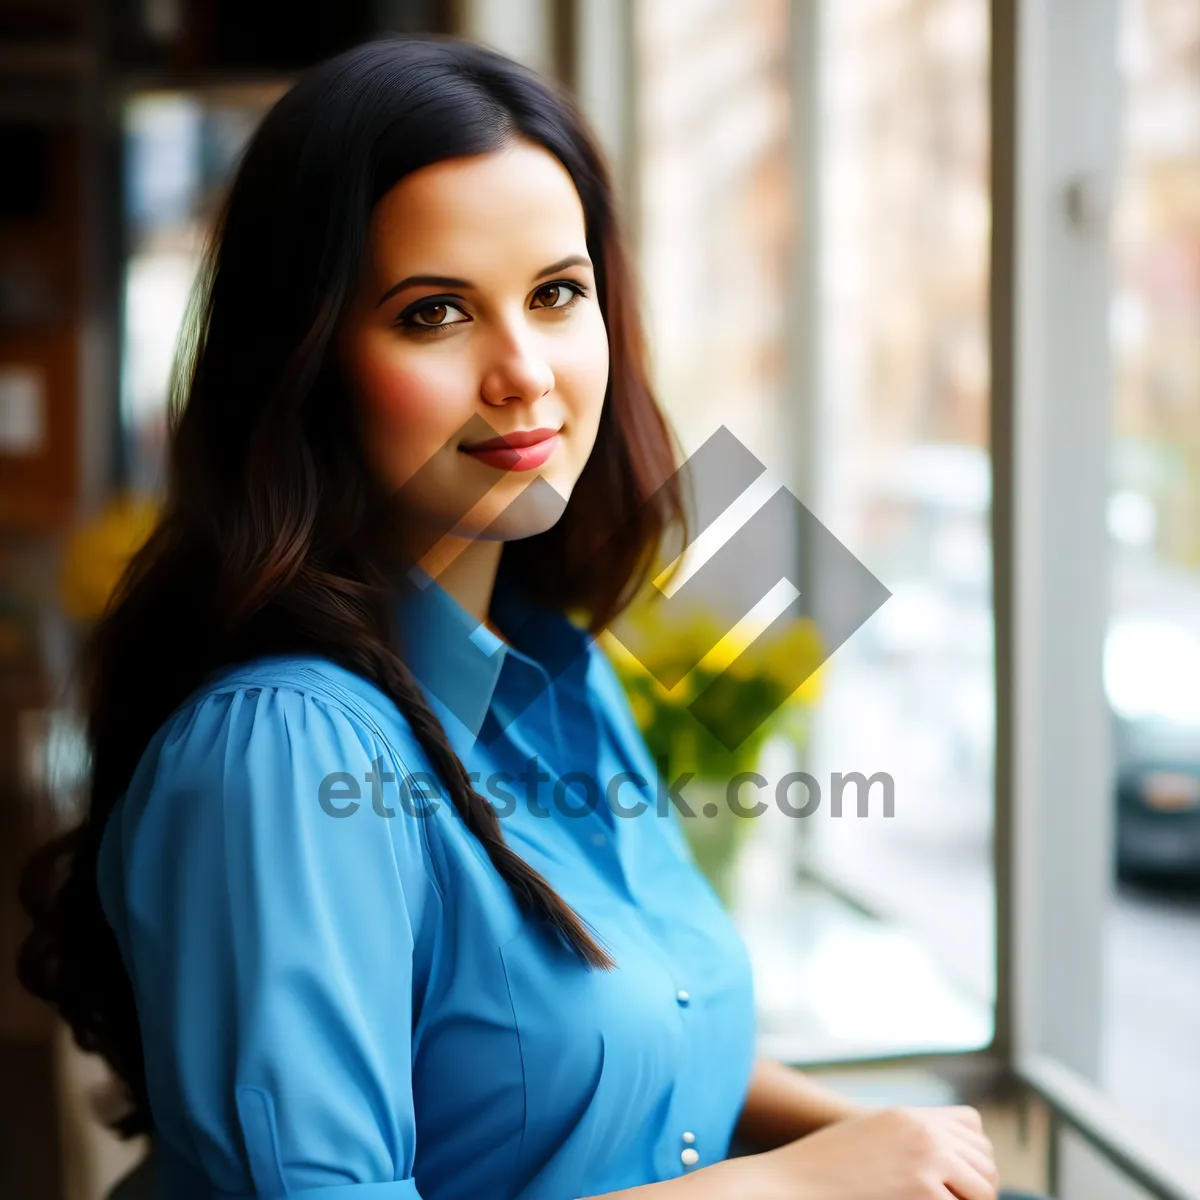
[98,679,439,1198]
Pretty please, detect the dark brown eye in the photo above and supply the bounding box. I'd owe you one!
[532,283,579,309]
[414,303,449,326]
[399,300,470,333]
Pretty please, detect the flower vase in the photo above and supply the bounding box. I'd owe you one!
[676,777,758,910]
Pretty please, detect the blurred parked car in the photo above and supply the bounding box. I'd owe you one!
[1106,617,1200,883]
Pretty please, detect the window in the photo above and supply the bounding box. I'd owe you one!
[1103,0,1200,1157]
[119,86,285,491]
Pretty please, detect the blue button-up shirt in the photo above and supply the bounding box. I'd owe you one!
[96,561,758,1199]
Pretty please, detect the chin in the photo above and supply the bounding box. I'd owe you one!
[477,473,572,541]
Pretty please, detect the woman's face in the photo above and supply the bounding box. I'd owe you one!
[339,139,610,557]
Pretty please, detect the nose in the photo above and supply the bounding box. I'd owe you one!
[479,323,555,408]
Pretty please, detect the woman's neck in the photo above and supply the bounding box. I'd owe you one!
[413,534,510,647]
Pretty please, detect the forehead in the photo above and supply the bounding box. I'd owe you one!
[367,142,588,276]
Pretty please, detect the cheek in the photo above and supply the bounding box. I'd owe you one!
[558,312,610,421]
[347,333,478,481]
[340,331,480,501]
[352,336,461,429]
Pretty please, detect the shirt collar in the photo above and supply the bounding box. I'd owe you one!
[392,554,592,742]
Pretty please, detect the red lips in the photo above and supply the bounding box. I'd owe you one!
[460,427,560,452]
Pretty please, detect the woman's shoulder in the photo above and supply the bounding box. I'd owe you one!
[97,654,446,978]
[165,652,420,758]
[107,653,446,892]
[195,651,402,718]
[123,653,436,829]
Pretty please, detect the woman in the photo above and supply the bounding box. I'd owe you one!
[18,36,1037,1200]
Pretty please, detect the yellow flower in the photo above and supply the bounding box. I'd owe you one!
[596,626,652,678]
[792,662,825,707]
[699,613,824,688]
[59,494,160,621]
[765,618,826,697]
[628,690,654,729]
[603,595,828,713]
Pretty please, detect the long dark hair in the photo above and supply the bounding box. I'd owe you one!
[16,35,686,1140]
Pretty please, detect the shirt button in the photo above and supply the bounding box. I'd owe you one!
[676,989,690,1005]
[681,1132,695,1144]
[681,1148,700,1167]
[591,832,607,846]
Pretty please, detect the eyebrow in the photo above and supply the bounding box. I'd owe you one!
[374,254,593,309]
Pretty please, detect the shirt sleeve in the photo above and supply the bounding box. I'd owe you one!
[105,682,435,1197]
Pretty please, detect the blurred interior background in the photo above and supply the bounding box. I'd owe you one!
[0,1,1197,1198]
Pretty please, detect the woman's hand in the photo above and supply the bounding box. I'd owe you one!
[735,1104,1001,1200]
